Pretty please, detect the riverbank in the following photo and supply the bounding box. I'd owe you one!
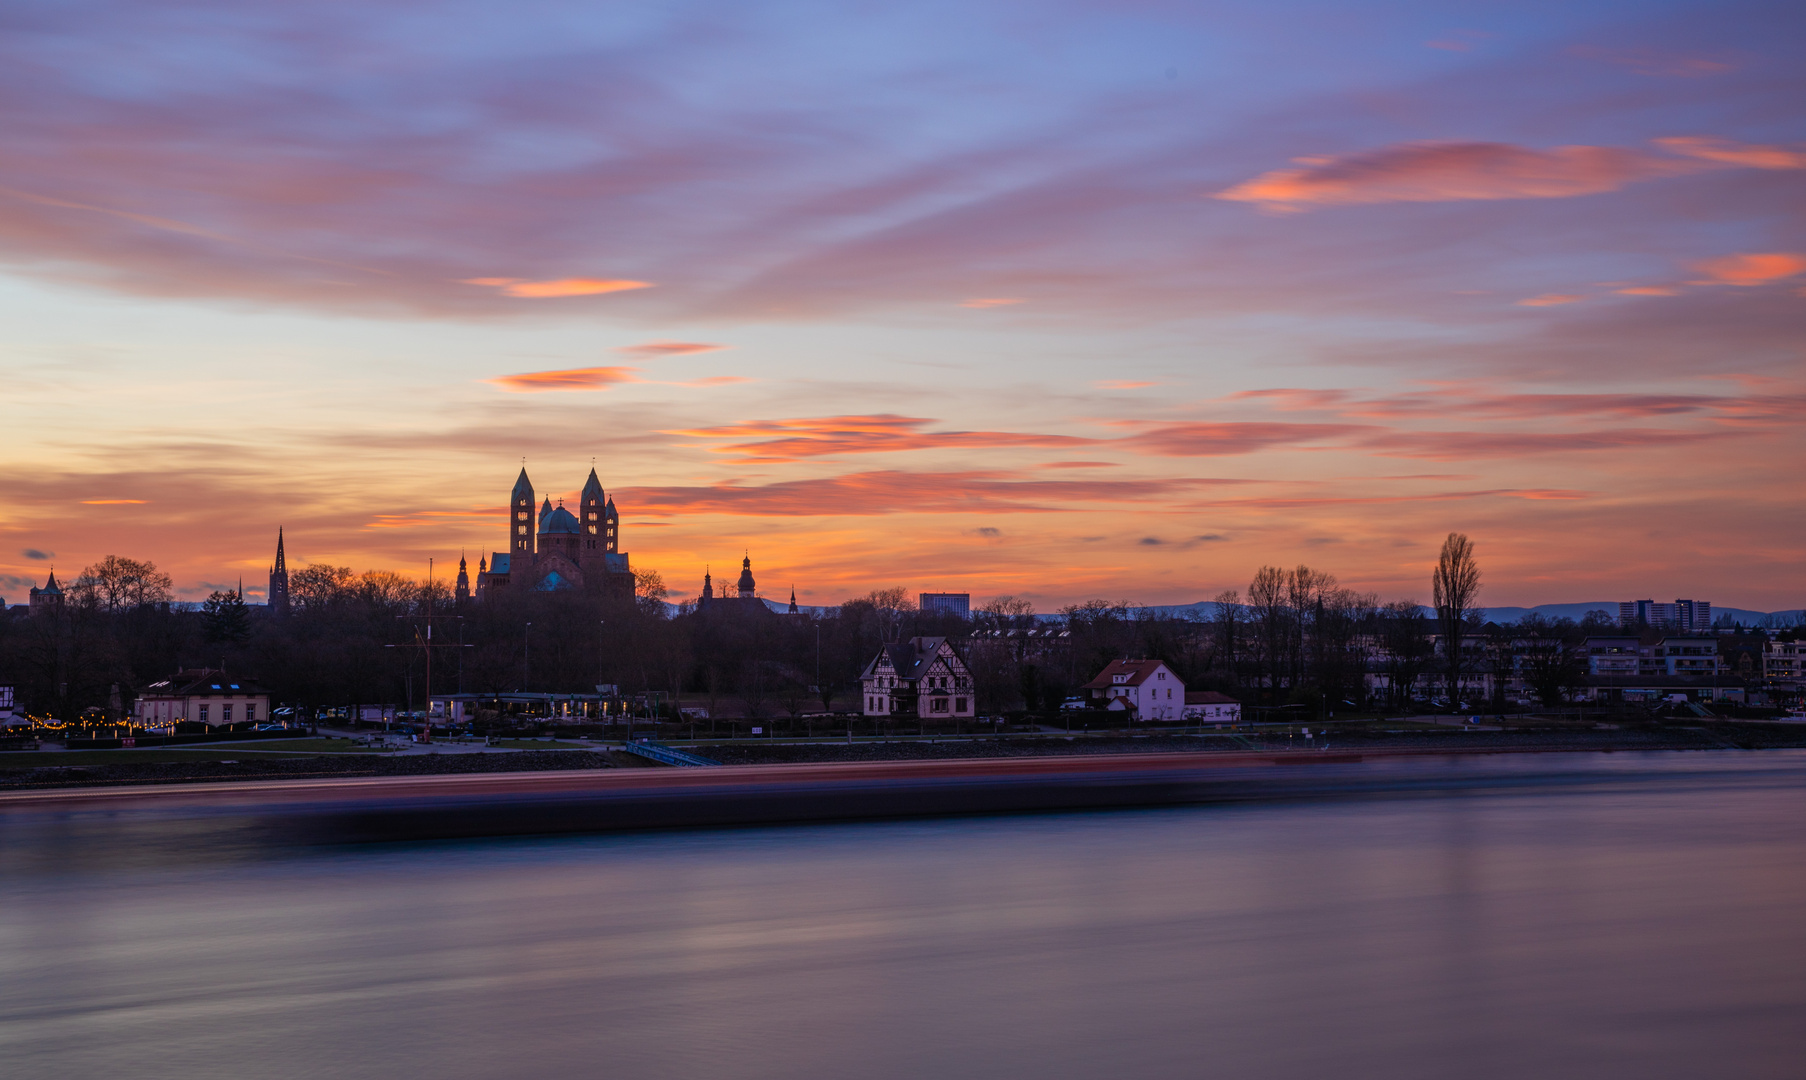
[5,723,1803,791]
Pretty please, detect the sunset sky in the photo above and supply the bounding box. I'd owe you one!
[2,0,1801,611]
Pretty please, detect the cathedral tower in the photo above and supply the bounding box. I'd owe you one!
[511,467,536,562]
[455,552,470,604]
[580,468,606,556]
[737,553,756,600]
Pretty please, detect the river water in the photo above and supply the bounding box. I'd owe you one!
[3,751,1804,1079]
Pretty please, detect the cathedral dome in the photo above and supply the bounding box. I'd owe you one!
[540,505,581,535]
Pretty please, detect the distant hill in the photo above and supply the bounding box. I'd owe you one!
[658,597,1802,627]
[1136,600,1802,627]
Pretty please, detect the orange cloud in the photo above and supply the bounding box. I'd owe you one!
[668,414,1097,462]
[1693,252,1806,286]
[1117,422,1362,456]
[462,277,651,298]
[1655,137,1806,170]
[960,297,1024,308]
[1215,142,1686,212]
[616,341,727,357]
[488,366,642,392]
[1365,428,1733,460]
[1616,286,1678,296]
[80,499,148,505]
[1516,294,1583,306]
[621,469,1226,516]
[1094,380,1156,389]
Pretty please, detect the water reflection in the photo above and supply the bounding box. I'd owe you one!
[3,752,1804,1079]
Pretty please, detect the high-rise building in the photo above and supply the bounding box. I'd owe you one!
[919,592,971,617]
[1619,598,1712,632]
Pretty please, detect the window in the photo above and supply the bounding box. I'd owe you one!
[931,698,949,713]
[1158,671,1166,680]
[246,704,256,723]
[518,525,527,535]
[222,704,233,722]
[956,698,968,713]
[198,705,209,723]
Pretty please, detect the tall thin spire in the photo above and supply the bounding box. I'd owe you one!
[268,528,291,614]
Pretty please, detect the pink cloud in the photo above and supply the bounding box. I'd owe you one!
[616,340,728,357]
[1117,422,1363,456]
[960,297,1024,308]
[488,366,642,391]
[463,277,651,298]
[1215,142,1690,212]
[1094,380,1157,390]
[1517,293,1583,307]
[1654,137,1806,171]
[1364,428,1734,460]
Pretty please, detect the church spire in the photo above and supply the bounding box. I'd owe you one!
[268,529,291,615]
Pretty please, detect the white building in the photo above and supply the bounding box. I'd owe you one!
[1764,640,1805,686]
[1183,690,1241,724]
[134,670,273,729]
[1082,659,1185,722]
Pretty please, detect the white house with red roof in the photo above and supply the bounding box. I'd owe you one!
[1081,659,1184,721]
[1183,690,1241,724]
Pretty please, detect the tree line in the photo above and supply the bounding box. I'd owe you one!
[3,531,1649,722]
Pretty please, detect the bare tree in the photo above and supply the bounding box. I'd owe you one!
[290,565,357,610]
[1432,532,1483,704]
[1210,589,1241,684]
[854,587,915,642]
[1379,599,1432,709]
[70,556,173,612]
[1247,567,1288,700]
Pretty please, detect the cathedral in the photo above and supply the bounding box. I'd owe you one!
[696,553,801,615]
[474,466,634,602]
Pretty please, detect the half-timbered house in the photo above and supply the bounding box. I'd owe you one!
[859,636,975,719]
